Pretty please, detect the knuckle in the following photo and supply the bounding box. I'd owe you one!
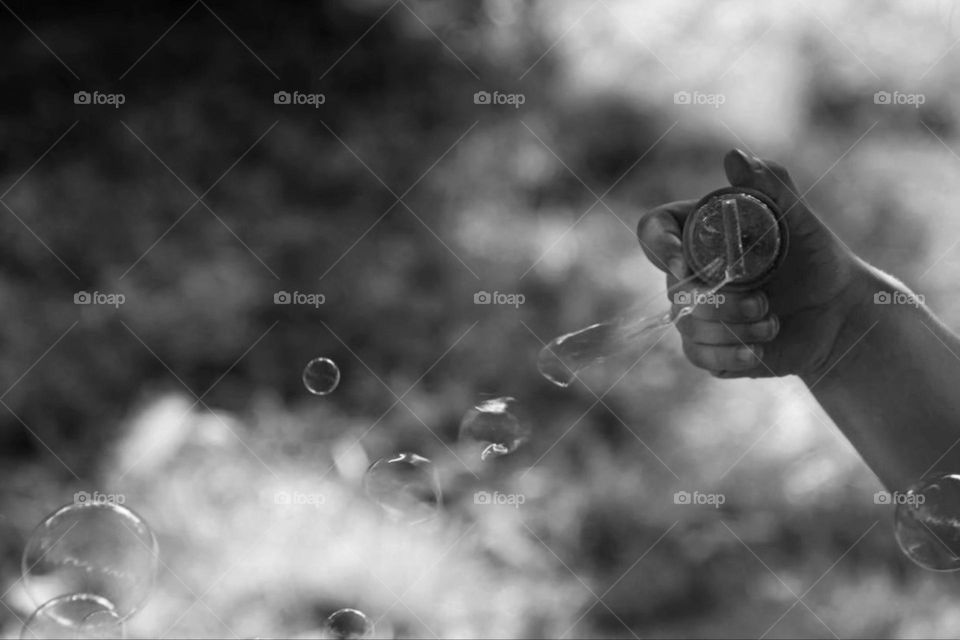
[636,211,656,240]
[682,340,713,369]
[751,318,778,341]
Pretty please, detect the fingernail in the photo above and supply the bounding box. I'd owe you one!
[737,345,761,364]
[726,149,752,184]
[741,297,764,319]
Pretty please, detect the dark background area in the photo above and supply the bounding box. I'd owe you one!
[1,0,960,637]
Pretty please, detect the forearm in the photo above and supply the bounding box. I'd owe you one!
[803,259,960,491]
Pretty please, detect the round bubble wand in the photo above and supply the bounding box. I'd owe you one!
[538,187,787,387]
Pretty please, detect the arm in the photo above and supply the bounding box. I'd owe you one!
[637,149,960,491]
[806,260,960,490]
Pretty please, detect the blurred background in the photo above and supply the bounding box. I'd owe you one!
[1,0,960,637]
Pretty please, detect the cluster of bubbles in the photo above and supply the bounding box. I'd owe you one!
[13,356,529,638]
[19,501,158,639]
[300,357,531,635]
[23,342,959,635]
[17,496,374,639]
[304,354,960,587]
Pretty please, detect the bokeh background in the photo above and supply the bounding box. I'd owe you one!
[2,0,960,637]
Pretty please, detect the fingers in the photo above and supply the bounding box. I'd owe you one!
[676,315,779,346]
[637,200,696,279]
[670,285,779,375]
[682,341,764,373]
[672,288,769,323]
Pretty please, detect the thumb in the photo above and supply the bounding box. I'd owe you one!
[724,149,830,242]
[723,149,808,221]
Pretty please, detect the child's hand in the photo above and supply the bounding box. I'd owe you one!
[636,149,864,378]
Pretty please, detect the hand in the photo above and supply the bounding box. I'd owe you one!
[636,149,863,378]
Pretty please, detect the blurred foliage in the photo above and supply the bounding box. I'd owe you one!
[3,0,960,637]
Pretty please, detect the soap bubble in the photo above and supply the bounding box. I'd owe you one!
[20,593,124,639]
[363,453,441,524]
[458,397,529,461]
[303,357,340,395]
[537,322,619,388]
[895,473,960,571]
[22,501,159,618]
[537,263,731,387]
[326,608,373,639]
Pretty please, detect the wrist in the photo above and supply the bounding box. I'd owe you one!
[801,256,878,384]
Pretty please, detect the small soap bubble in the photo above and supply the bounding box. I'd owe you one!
[458,397,529,461]
[895,473,960,571]
[363,453,441,524]
[326,608,373,639]
[22,502,159,619]
[20,593,124,639]
[303,357,340,395]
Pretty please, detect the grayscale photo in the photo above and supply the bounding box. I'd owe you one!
[0,1,957,638]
